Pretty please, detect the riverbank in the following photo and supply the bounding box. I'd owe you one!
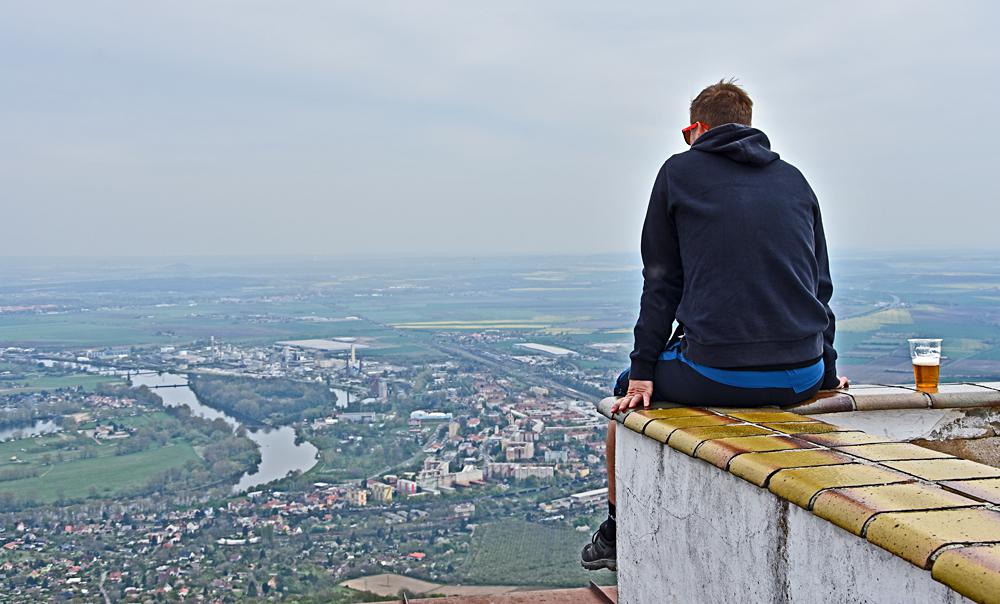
[0,396,257,508]
[131,372,319,492]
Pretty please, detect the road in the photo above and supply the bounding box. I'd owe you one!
[98,571,111,604]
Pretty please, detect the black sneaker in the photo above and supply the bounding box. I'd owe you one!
[581,528,617,571]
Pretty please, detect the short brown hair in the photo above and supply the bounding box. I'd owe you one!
[690,79,752,127]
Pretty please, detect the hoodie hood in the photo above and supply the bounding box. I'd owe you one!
[690,123,779,166]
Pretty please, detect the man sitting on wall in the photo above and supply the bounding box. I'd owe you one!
[581,80,848,572]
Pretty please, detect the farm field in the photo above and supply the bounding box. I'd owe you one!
[5,252,1000,384]
[0,441,199,503]
[0,373,116,394]
[460,518,616,587]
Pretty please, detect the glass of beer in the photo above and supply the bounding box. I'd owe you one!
[908,338,942,393]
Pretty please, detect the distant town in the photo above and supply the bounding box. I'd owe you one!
[4,252,1000,602]
[1,323,618,601]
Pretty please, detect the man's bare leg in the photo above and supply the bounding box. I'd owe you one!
[607,420,616,506]
[581,419,619,570]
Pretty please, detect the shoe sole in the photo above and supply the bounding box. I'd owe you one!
[581,558,617,572]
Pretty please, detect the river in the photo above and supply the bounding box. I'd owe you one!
[129,372,319,493]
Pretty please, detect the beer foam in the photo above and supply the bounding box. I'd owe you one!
[913,356,940,366]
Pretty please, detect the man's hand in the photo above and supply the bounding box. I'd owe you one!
[837,376,850,389]
[611,379,654,413]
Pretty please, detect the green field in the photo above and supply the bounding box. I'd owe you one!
[0,441,199,503]
[0,374,119,395]
[837,308,913,332]
[460,519,615,587]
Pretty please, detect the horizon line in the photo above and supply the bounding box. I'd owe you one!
[2,247,1000,262]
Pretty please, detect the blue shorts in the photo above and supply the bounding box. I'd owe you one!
[614,341,824,407]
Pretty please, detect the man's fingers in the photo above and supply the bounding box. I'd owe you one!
[614,389,653,413]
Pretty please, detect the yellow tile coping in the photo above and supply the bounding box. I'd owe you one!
[768,464,912,509]
[932,545,1000,604]
[882,458,1000,482]
[811,483,979,536]
[715,409,817,423]
[760,421,842,435]
[602,397,1000,601]
[622,412,653,434]
[634,407,718,420]
[729,449,856,487]
[622,406,720,434]
[668,424,776,455]
[866,508,1000,568]
[642,415,739,443]
[797,431,897,447]
[833,442,955,462]
[940,478,1000,505]
[695,434,815,470]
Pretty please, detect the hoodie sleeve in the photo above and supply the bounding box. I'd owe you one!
[813,200,840,389]
[629,165,684,381]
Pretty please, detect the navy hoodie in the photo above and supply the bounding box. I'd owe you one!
[629,124,839,389]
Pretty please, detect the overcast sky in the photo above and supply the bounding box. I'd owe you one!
[2,1,998,257]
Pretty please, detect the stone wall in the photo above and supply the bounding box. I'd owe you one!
[616,427,974,603]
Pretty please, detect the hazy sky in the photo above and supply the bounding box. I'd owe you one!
[2,2,998,257]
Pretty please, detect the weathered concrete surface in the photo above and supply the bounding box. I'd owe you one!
[783,503,970,604]
[816,407,1000,468]
[616,428,974,604]
[819,407,1000,440]
[818,409,967,441]
[915,436,1000,467]
[617,428,783,603]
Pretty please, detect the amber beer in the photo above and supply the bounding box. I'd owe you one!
[908,338,942,393]
[912,358,940,392]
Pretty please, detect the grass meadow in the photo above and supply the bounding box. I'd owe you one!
[460,519,615,587]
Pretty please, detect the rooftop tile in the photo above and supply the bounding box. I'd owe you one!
[768,464,911,509]
[940,478,1000,505]
[882,458,1000,482]
[928,383,1000,409]
[695,434,815,469]
[760,421,841,435]
[811,483,978,536]
[866,508,1000,568]
[797,431,897,447]
[642,415,739,443]
[667,424,775,456]
[729,449,855,487]
[833,443,954,462]
[931,544,1000,604]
